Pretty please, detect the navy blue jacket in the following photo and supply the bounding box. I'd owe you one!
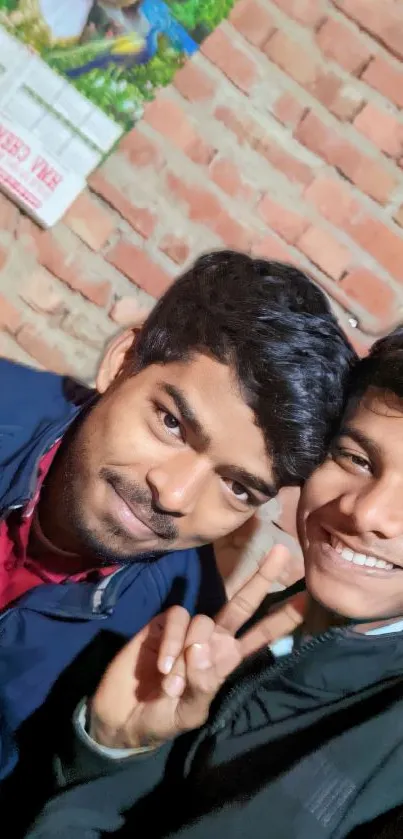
[0,359,225,780]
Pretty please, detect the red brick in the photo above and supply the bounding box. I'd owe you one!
[296,225,353,280]
[251,234,294,262]
[305,175,362,226]
[348,332,371,358]
[354,103,403,158]
[64,192,116,251]
[173,61,217,102]
[265,31,318,86]
[143,98,214,164]
[165,170,253,251]
[89,172,156,239]
[0,193,19,232]
[305,175,403,284]
[15,215,43,255]
[295,112,396,203]
[257,196,309,244]
[264,31,347,112]
[118,129,164,169]
[350,220,403,285]
[214,105,249,144]
[107,241,173,298]
[62,312,112,349]
[311,71,344,110]
[0,246,8,273]
[201,28,259,93]
[0,293,21,333]
[256,140,314,187]
[209,157,255,202]
[159,234,190,265]
[329,85,364,121]
[352,158,397,205]
[215,107,289,160]
[166,171,221,221]
[110,298,152,326]
[333,0,403,61]
[214,214,253,250]
[270,0,325,26]
[340,268,397,321]
[19,269,65,315]
[16,324,71,375]
[393,206,403,229]
[229,0,276,47]
[33,232,112,307]
[316,17,372,74]
[362,56,403,110]
[273,92,307,129]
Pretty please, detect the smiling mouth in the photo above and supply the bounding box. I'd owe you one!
[327,533,398,572]
[108,481,157,538]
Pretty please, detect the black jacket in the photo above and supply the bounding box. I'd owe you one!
[25,588,403,839]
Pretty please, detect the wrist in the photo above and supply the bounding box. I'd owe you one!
[88,704,162,751]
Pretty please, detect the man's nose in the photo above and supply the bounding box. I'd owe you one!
[147,452,211,516]
[339,477,403,540]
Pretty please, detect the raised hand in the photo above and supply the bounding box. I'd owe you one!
[90,545,306,750]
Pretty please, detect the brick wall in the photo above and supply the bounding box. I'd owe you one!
[2,0,403,588]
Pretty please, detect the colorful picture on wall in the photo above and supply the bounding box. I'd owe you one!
[0,0,234,225]
[0,0,235,130]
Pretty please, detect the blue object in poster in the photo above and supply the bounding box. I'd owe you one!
[65,0,197,80]
[142,0,198,55]
[0,0,233,131]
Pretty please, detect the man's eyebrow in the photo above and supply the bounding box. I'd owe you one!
[337,426,382,460]
[160,383,211,447]
[159,383,275,497]
[227,466,277,499]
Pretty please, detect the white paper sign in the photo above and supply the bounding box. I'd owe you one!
[0,114,85,227]
[0,27,123,226]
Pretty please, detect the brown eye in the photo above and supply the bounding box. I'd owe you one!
[229,481,250,503]
[160,410,183,440]
[163,412,179,430]
[334,447,371,474]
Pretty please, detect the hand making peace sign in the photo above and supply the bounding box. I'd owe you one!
[90,545,305,750]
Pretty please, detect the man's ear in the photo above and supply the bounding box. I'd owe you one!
[96,329,138,394]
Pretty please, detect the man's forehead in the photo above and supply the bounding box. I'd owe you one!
[346,388,403,425]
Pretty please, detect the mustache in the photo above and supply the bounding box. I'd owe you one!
[101,468,179,542]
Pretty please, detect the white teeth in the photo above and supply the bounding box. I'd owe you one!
[331,538,394,571]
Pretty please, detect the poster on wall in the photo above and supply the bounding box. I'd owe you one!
[0,0,234,226]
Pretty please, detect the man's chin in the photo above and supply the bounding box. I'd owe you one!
[305,567,386,622]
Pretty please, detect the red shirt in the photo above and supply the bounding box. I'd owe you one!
[0,442,113,611]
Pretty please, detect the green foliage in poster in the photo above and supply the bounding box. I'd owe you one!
[165,0,234,37]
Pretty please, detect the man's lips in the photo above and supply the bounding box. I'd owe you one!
[324,529,400,569]
[108,480,160,539]
[316,529,400,575]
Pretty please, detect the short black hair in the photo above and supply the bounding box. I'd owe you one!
[348,325,403,404]
[131,251,356,488]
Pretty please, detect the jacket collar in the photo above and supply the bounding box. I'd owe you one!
[0,364,95,515]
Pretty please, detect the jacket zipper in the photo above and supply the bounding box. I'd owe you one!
[210,626,347,735]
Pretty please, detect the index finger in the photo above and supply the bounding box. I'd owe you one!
[216,544,291,636]
[156,605,191,675]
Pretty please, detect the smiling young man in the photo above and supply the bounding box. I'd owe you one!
[0,250,353,786]
[25,326,403,839]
